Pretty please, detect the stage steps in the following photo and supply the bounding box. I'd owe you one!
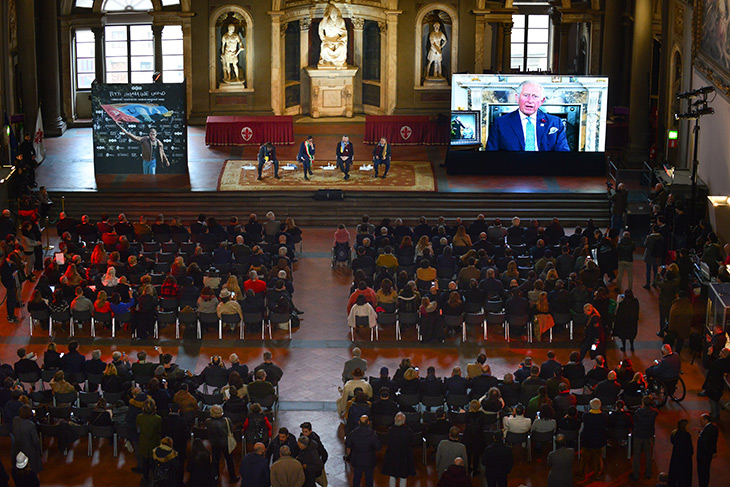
[49,191,609,228]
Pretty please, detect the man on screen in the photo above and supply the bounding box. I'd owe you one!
[485,81,570,152]
[117,123,170,174]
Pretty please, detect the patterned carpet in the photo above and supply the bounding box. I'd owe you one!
[217,160,437,192]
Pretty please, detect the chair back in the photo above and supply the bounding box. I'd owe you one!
[355,315,370,327]
[54,391,78,406]
[221,313,241,325]
[80,391,101,406]
[397,394,420,408]
[200,393,224,406]
[443,314,463,328]
[18,371,41,384]
[30,309,50,322]
[486,312,505,325]
[446,394,469,409]
[269,312,290,324]
[421,395,445,408]
[398,312,419,326]
[243,312,264,325]
[51,310,71,323]
[72,309,92,322]
[93,311,112,323]
[505,431,529,446]
[199,312,219,325]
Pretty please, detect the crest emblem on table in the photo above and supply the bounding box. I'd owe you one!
[240,126,253,142]
[400,125,412,140]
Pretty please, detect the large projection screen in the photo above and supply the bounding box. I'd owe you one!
[92,82,188,175]
[451,74,609,152]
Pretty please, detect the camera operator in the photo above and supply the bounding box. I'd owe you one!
[607,182,628,232]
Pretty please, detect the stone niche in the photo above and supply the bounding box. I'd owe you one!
[209,5,254,93]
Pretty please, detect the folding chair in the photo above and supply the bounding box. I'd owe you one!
[268,312,292,339]
[29,309,50,336]
[221,313,244,340]
[351,315,377,341]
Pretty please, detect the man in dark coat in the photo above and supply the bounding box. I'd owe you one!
[480,431,513,487]
[547,434,574,487]
[240,442,270,487]
[295,435,323,487]
[539,351,562,380]
[703,348,730,419]
[267,427,300,464]
[335,135,354,180]
[380,413,415,483]
[60,341,86,378]
[697,414,718,487]
[13,349,41,377]
[345,415,381,487]
[438,457,471,487]
[668,419,692,487]
[257,142,279,180]
[161,404,189,466]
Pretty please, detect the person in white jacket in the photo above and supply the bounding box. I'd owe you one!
[347,294,377,330]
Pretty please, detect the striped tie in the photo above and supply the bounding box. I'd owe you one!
[525,117,536,151]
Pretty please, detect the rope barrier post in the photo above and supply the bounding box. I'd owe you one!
[43,216,54,251]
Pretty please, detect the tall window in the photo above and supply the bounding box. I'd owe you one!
[105,25,153,83]
[75,29,96,89]
[103,0,153,11]
[162,25,184,83]
[75,0,94,8]
[511,14,550,71]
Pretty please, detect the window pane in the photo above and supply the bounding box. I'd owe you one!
[162,55,183,71]
[164,71,184,83]
[76,30,94,42]
[529,15,550,29]
[131,71,153,83]
[107,72,128,83]
[526,57,548,71]
[162,25,183,39]
[513,15,525,29]
[527,29,549,43]
[76,42,95,58]
[131,56,154,71]
[511,44,524,58]
[76,0,94,8]
[161,39,183,55]
[527,43,548,57]
[106,57,129,71]
[130,25,152,40]
[511,28,524,43]
[105,26,127,40]
[77,73,95,89]
[77,58,95,73]
[161,0,180,5]
[103,0,153,11]
[130,40,153,52]
[511,58,523,70]
[106,41,128,56]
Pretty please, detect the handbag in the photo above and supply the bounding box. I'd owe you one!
[226,418,236,454]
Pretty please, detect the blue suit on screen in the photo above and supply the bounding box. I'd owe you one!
[486,109,570,152]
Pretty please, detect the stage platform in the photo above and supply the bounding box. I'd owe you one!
[37,122,610,226]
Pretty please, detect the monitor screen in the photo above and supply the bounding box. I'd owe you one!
[451,74,609,152]
[450,111,481,146]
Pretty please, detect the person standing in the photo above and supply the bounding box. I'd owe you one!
[667,419,692,487]
[257,142,280,180]
[205,405,239,483]
[11,453,39,487]
[547,434,574,487]
[642,225,663,290]
[270,445,305,487]
[240,442,270,487]
[480,431,513,487]
[117,123,170,174]
[295,435,323,487]
[0,253,19,323]
[613,289,639,352]
[11,406,41,475]
[615,230,636,292]
[372,137,392,179]
[381,413,415,487]
[697,414,718,487]
[578,398,608,480]
[608,182,628,232]
[136,399,162,481]
[297,135,315,181]
[336,135,354,180]
[345,415,381,487]
[631,396,658,480]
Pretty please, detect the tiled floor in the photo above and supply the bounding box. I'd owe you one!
[0,228,727,486]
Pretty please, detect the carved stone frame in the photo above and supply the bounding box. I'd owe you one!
[414,3,458,91]
[209,5,254,93]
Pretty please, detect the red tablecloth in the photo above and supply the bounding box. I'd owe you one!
[205,116,294,146]
[364,115,448,145]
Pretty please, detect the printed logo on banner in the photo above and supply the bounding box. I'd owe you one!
[400,125,412,141]
[241,126,253,142]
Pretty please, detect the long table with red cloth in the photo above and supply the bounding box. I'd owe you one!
[364,115,448,145]
[205,116,294,146]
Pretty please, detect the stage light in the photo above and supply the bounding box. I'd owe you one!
[668,130,678,140]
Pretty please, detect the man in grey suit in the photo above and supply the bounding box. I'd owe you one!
[342,347,367,383]
[547,434,575,487]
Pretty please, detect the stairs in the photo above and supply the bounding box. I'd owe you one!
[49,190,609,228]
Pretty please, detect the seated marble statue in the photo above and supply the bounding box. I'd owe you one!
[318,3,348,68]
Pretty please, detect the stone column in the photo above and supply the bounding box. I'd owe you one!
[269,12,284,115]
[352,17,364,113]
[627,0,652,157]
[299,18,311,114]
[501,22,513,72]
[181,17,193,117]
[37,0,66,135]
[558,23,571,73]
[152,25,164,76]
[655,0,671,163]
[493,23,504,71]
[601,0,622,106]
[384,10,401,115]
[473,13,486,74]
[588,17,602,75]
[16,0,38,134]
[92,27,105,83]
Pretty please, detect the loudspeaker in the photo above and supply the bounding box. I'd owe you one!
[313,189,344,201]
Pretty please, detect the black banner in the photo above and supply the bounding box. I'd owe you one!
[91,82,188,174]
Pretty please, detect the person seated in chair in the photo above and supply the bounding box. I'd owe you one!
[645,344,681,383]
[196,355,229,388]
[370,387,399,417]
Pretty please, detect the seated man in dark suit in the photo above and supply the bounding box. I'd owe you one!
[486,80,570,152]
[539,350,563,381]
[370,367,398,395]
[253,351,284,386]
[420,366,445,397]
[370,387,399,417]
[14,348,41,377]
[425,407,451,435]
[131,350,158,384]
[469,364,499,399]
[248,369,276,399]
[84,349,107,376]
[444,367,469,396]
[60,340,86,377]
[197,355,229,387]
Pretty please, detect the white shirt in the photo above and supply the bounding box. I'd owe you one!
[519,111,539,152]
[503,414,532,434]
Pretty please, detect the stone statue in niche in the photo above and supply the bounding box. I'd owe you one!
[318,2,348,69]
[220,23,245,85]
[425,22,447,79]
